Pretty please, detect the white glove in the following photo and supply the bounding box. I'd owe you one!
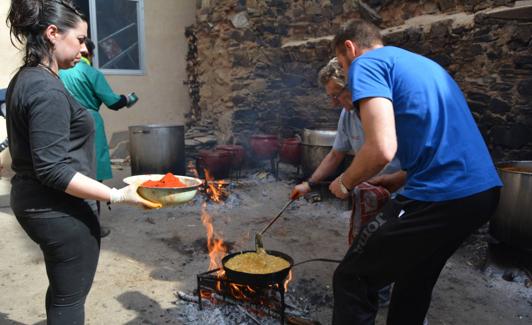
[109,183,161,209]
[126,92,138,108]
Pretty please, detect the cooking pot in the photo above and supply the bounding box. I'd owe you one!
[215,144,245,168]
[302,128,336,146]
[129,124,185,176]
[222,250,293,286]
[490,161,532,251]
[279,138,302,166]
[250,134,279,160]
[196,149,232,179]
[301,129,336,177]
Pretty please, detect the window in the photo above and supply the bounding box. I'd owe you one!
[74,0,145,75]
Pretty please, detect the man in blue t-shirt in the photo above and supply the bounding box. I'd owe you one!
[291,57,401,198]
[291,57,401,309]
[329,19,502,325]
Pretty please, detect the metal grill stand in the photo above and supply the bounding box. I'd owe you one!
[197,268,287,324]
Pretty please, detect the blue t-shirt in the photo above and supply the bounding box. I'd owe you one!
[347,46,501,201]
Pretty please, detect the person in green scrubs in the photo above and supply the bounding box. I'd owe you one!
[59,38,138,237]
[60,39,138,181]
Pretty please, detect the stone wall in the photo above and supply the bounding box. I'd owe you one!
[186,0,532,161]
[382,4,532,161]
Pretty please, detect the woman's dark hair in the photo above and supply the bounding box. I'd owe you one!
[333,19,383,54]
[6,0,85,68]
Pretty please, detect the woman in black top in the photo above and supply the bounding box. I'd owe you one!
[5,1,160,323]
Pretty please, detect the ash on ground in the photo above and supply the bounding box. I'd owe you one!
[175,288,322,325]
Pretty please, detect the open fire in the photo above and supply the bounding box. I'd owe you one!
[203,169,230,203]
[197,199,293,323]
[182,160,295,322]
[187,160,231,202]
[200,202,227,271]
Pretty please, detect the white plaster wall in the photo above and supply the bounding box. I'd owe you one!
[0,1,21,88]
[101,0,196,138]
[0,1,196,170]
[0,1,20,173]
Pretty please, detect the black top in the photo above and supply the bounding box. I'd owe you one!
[6,67,95,216]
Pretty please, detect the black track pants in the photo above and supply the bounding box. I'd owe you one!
[332,187,500,325]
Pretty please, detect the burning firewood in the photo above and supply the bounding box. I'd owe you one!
[176,291,200,304]
[200,179,231,202]
[286,316,322,325]
[236,305,261,324]
[178,288,307,318]
[187,161,232,202]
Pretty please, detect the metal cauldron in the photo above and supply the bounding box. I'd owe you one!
[301,129,337,177]
[129,124,185,176]
[490,161,532,251]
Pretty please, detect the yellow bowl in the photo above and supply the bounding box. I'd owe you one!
[123,174,203,206]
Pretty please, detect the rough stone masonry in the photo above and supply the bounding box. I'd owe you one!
[186,0,532,162]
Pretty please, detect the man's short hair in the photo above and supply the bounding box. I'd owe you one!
[84,38,95,57]
[318,57,346,88]
[333,19,382,53]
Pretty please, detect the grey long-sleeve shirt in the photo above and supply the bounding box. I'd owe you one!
[6,67,95,215]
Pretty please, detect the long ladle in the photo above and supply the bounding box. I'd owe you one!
[255,199,295,253]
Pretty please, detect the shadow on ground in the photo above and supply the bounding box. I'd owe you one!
[0,312,45,325]
[116,291,181,324]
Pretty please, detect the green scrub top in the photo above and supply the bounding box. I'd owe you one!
[59,58,120,180]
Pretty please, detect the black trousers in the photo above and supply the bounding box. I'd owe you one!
[332,187,500,325]
[15,202,100,325]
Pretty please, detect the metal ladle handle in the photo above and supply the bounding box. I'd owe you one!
[259,199,295,236]
[255,199,295,253]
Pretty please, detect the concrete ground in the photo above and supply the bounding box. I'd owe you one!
[0,165,530,324]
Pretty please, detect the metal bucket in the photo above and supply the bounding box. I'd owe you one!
[128,124,185,176]
[490,161,532,251]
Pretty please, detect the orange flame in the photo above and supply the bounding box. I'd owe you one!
[204,169,223,202]
[200,202,227,271]
[284,270,293,292]
[199,289,213,301]
[230,283,249,300]
[188,161,226,202]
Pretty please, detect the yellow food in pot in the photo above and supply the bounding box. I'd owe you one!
[224,252,290,274]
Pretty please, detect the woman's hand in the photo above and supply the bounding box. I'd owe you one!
[110,182,161,209]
